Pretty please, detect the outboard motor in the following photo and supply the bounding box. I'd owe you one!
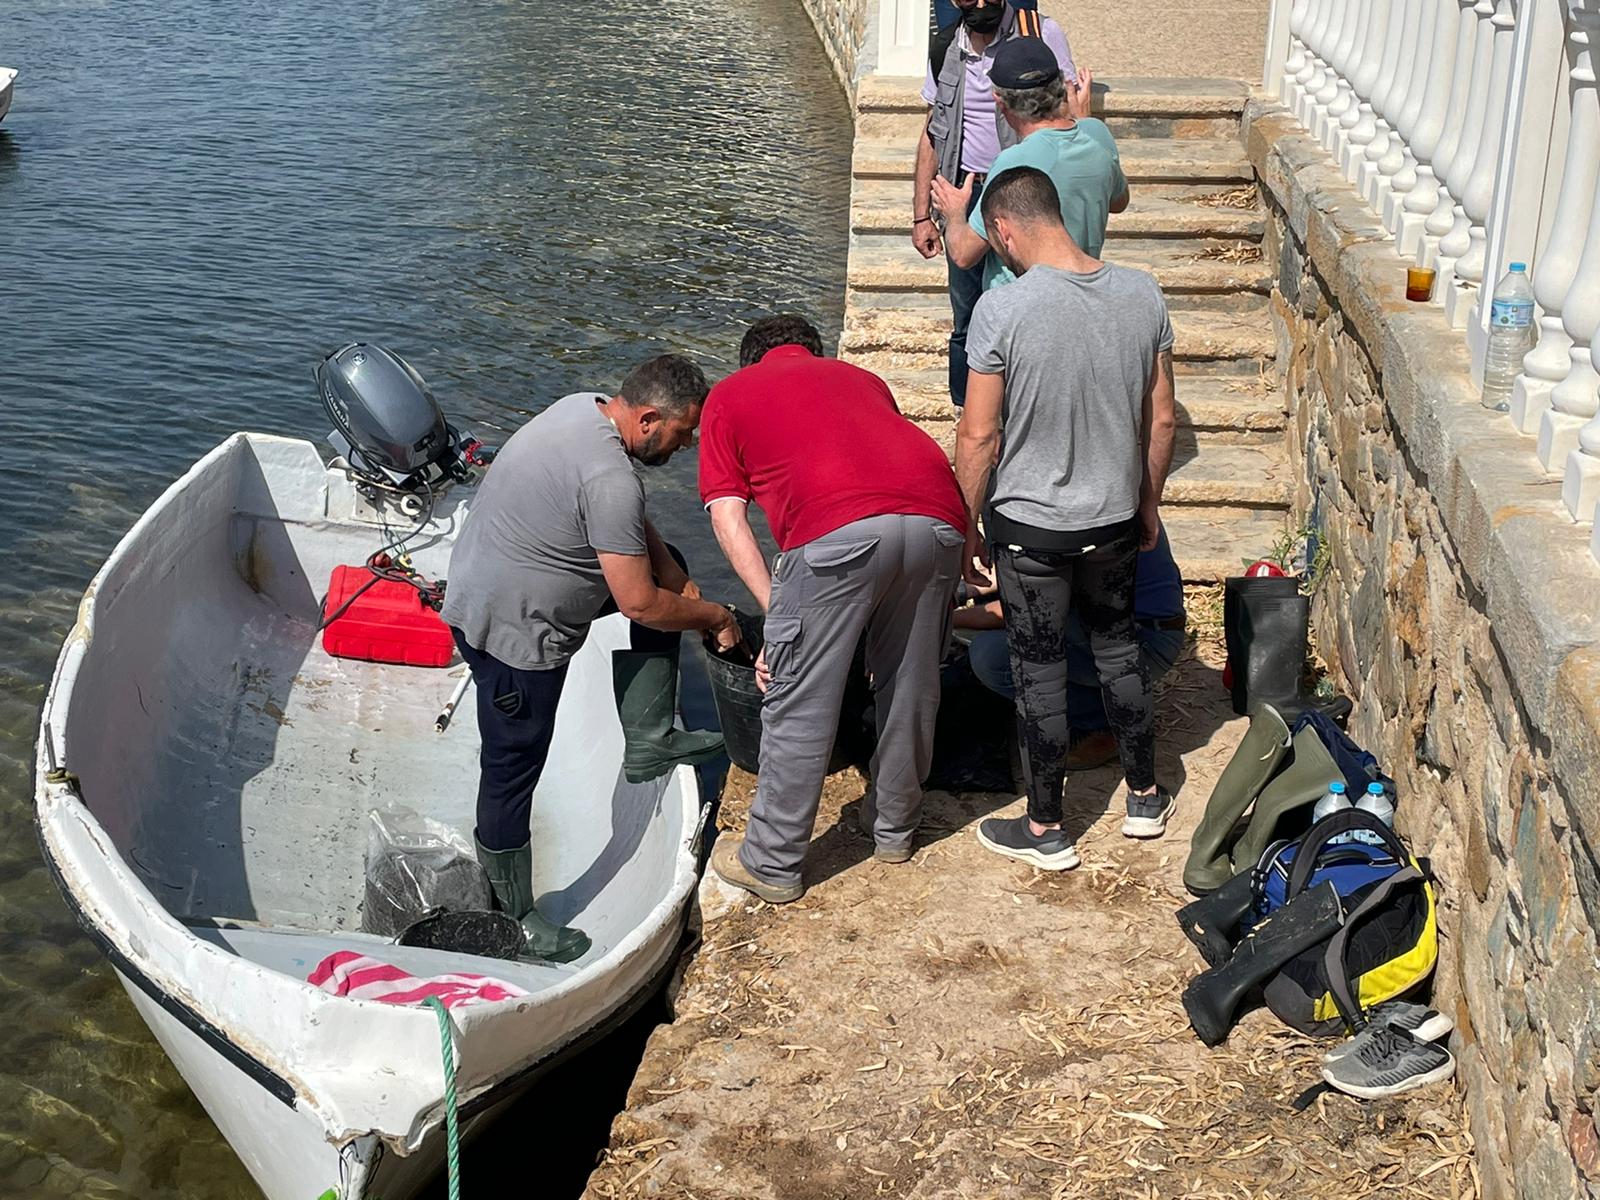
[316,343,486,496]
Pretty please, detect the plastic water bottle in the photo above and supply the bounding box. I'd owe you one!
[1312,780,1351,823]
[1356,781,1395,827]
[1481,263,1535,412]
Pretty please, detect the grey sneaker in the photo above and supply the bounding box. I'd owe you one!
[975,815,1081,870]
[1326,1001,1454,1062]
[1122,786,1175,839]
[1321,1024,1456,1099]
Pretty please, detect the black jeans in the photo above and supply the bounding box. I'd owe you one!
[454,544,688,851]
[992,524,1156,825]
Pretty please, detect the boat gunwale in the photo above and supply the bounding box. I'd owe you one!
[33,431,706,1141]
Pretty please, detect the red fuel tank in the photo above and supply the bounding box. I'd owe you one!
[320,565,454,667]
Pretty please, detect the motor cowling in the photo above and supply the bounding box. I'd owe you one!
[317,343,454,484]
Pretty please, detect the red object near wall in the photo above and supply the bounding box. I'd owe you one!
[320,565,454,667]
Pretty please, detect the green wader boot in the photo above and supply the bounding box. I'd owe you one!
[475,837,591,964]
[613,649,725,785]
[1182,704,1293,896]
[1226,723,1343,877]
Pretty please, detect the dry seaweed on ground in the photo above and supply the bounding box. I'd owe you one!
[1194,184,1260,210]
[1192,241,1264,264]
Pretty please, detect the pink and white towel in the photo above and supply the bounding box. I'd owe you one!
[308,951,528,1010]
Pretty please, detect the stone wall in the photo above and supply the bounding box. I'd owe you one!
[797,0,875,98]
[1244,102,1600,1200]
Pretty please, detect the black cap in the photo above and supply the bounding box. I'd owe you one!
[990,37,1061,90]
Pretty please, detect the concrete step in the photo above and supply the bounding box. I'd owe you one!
[846,236,1271,296]
[852,136,1253,185]
[839,304,1275,369]
[912,420,1290,506]
[851,180,1263,240]
[1163,505,1293,582]
[855,74,1250,117]
[882,369,1285,438]
[853,76,1250,143]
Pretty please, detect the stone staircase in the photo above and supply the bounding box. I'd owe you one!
[838,75,1289,580]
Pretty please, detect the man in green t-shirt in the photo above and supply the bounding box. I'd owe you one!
[932,38,1128,290]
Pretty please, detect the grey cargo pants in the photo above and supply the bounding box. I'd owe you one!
[738,514,965,888]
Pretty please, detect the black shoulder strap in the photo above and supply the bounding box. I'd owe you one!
[1014,7,1043,37]
[929,20,961,77]
[1321,865,1423,1031]
[1286,808,1410,899]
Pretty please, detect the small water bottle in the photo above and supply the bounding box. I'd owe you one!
[1356,781,1395,827]
[1481,263,1535,412]
[1312,780,1351,823]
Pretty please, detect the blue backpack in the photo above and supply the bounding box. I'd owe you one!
[1251,808,1439,1035]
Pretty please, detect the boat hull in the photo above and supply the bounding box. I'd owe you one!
[36,433,709,1200]
[0,69,14,123]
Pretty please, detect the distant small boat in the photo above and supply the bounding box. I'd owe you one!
[0,68,15,124]
[35,432,706,1199]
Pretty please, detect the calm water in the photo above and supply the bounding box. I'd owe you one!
[0,1,850,1193]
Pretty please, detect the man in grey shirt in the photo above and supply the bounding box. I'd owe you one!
[442,354,739,962]
[953,166,1178,870]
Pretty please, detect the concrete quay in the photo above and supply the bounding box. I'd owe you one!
[582,612,1477,1199]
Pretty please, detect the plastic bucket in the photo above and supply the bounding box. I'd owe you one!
[703,610,767,773]
[702,609,870,775]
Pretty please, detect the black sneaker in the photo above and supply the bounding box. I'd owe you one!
[975,815,1081,870]
[1122,786,1175,839]
[1321,1024,1456,1099]
[1326,1000,1454,1063]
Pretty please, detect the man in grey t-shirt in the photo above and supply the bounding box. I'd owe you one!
[441,354,739,962]
[953,166,1179,869]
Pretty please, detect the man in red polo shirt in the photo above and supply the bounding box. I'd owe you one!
[699,315,968,903]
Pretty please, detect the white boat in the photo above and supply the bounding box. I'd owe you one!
[0,68,15,124]
[34,432,706,1199]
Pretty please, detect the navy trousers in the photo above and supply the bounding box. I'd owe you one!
[454,546,686,852]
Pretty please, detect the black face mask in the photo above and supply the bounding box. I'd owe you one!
[962,3,1003,32]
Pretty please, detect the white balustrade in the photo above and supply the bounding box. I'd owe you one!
[1311,0,1351,140]
[1449,0,1521,326]
[1261,0,1600,562]
[1343,0,1395,177]
[1322,0,1368,149]
[1334,0,1380,161]
[1420,0,1490,267]
[1396,0,1465,254]
[1281,0,1313,112]
[1437,0,1500,299]
[1382,0,1442,230]
[1371,0,1429,212]
[1299,0,1338,127]
[1511,5,1600,434]
[1538,140,1600,473]
[1362,0,1414,196]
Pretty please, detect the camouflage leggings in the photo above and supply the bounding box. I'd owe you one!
[993,523,1156,824]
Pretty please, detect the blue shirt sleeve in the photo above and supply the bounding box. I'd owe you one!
[968,143,1024,239]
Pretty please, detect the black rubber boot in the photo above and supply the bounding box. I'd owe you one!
[475,836,591,964]
[613,649,726,784]
[1182,880,1344,1046]
[1175,866,1258,968]
[1225,575,1308,716]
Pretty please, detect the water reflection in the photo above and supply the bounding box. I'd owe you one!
[0,0,850,1194]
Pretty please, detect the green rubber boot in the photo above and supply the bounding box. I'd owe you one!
[613,649,725,784]
[1227,723,1343,877]
[474,836,591,964]
[1182,704,1293,896]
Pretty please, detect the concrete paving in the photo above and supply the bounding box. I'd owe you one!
[1041,0,1272,83]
